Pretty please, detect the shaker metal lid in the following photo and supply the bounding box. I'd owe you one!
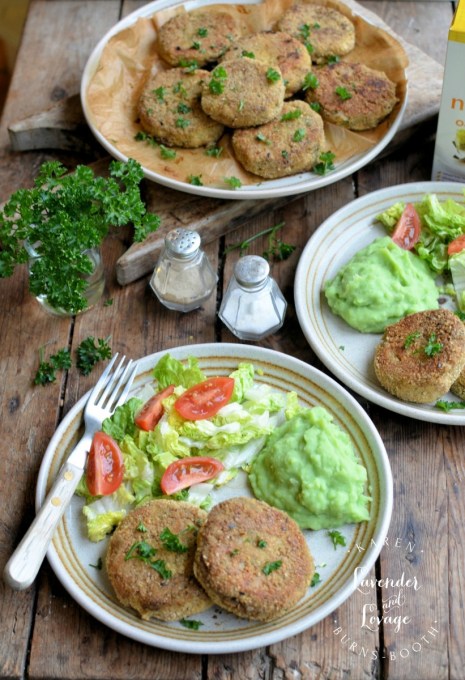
[165,228,201,256]
[234,255,270,286]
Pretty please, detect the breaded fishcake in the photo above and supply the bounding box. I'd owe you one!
[374,309,465,404]
[201,57,285,128]
[138,67,224,148]
[232,100,324,179]
[193,497,314,622]
[106,499,211,621]
[276,3,355,63]
[451,367,465,400]
[156,9,242,67]
[305,61,397,130]
[219,31,312,98]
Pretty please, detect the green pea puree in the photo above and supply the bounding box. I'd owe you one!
[324,236,439,333]
[248,407,370,530]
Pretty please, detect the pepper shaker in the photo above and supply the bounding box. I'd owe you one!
[219,255,287,340]
[150,228,217,312]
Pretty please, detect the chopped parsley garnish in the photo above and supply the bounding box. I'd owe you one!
[177,103,191,114]
[76,336,112,376]
[293,128,306,142]
[188,175,203,186]
[160,145,176,160]
[224,176,242,189]
[225,221,295,261]
[205,145,223,158]
[313,151,336,175]
[134,130,157,146]
[327,55,340,64]
[424,333,443,357]
[257,539,267,548]
[137,522,147,532]
[33,347,72,386]
[335,86,352,100]
[192,41,201,50]
[175,117,190,129]
[197,27,208,37]
[404,331,421,349]
[309,101,321,112]
[173,81,187,97]
[179,58,199,72]
[281,108,302,121]
[89,557,103,570]
[153,86,166,101]
[159,527,189,553]
[311,572,321,587]
[180,618,204,630]
[242,50,255,58]
[125,540,172,579]
[436,399,465,412]
[266,68,281,83]
[256,132,271,144]
[262,560,282,575]
[302,72,319,91]
[209,66,227,94]
[328,530,346,550]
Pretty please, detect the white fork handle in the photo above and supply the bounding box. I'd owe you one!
[4,437,91,590]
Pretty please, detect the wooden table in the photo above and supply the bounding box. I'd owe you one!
[0,1,461,678]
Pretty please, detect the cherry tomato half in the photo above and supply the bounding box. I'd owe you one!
[448,234,465,256]
[86,431,124,496]
[134,385,175,431]
[160,456,225,495]
[391,203,421,250]
[174,376,235,420]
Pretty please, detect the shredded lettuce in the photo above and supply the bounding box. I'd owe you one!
[78,353,302,542]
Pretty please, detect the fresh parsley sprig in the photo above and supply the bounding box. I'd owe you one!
[224,222,296,261]
[0,159,161,314]
[76,336,112,376]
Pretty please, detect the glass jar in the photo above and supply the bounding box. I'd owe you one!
[219,255,287,340]
[27,245,105,317]
[150,228,217,312]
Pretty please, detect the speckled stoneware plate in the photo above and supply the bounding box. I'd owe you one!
[80,0,407,200]
[294,181,465,425]
[36,343,392,653]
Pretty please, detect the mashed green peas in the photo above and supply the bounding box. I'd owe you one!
[248,407,370,530]
[324,236,439,333]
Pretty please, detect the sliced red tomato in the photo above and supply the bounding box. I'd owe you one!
[448,234,465,256]
[160,456,224,495]
[134,385,175,431]
[391,203,421,250]
[174,376,235,420]
[86,431,124,496]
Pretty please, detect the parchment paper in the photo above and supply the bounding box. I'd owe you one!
[85,0,408,187]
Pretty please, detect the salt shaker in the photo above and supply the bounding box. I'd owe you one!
[150,228,217,312]
[219,255,287,340]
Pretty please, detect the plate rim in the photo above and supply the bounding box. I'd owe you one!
[294,180,465,425]
[35,342,392,653]
[79,0,408,200]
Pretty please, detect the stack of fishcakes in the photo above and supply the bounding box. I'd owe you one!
[137,1,398,180]
[106,497,314,623]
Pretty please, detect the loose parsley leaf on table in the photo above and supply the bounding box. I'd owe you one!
[76,337,112,376]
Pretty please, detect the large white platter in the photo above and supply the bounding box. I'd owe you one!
[294,181,465,425]
[36,343,392,654]
[80,0,407,200]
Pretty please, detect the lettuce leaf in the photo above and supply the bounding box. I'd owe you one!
[152,353,205,390]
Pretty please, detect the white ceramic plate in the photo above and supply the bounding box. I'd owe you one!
[36,343,392,653]
[80,0,407,200]
[294,181,465,425]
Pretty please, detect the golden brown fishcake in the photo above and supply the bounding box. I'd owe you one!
[219,31,312,98]
[193,497,314,622]
[305,61,398,130]
[276,3,355,63]
[156,9,243,67]
[232,100,325,179]
[451,368,465,400]
[373,309,465,404]
[106,499,211,621]
[138,67,224,148]
[200,57,285,128]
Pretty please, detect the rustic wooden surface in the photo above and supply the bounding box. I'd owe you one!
[0,1,460,679]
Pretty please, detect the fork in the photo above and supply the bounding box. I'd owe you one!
[3,354,138,590]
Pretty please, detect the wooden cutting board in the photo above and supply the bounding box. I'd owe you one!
[7,0,444,285]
